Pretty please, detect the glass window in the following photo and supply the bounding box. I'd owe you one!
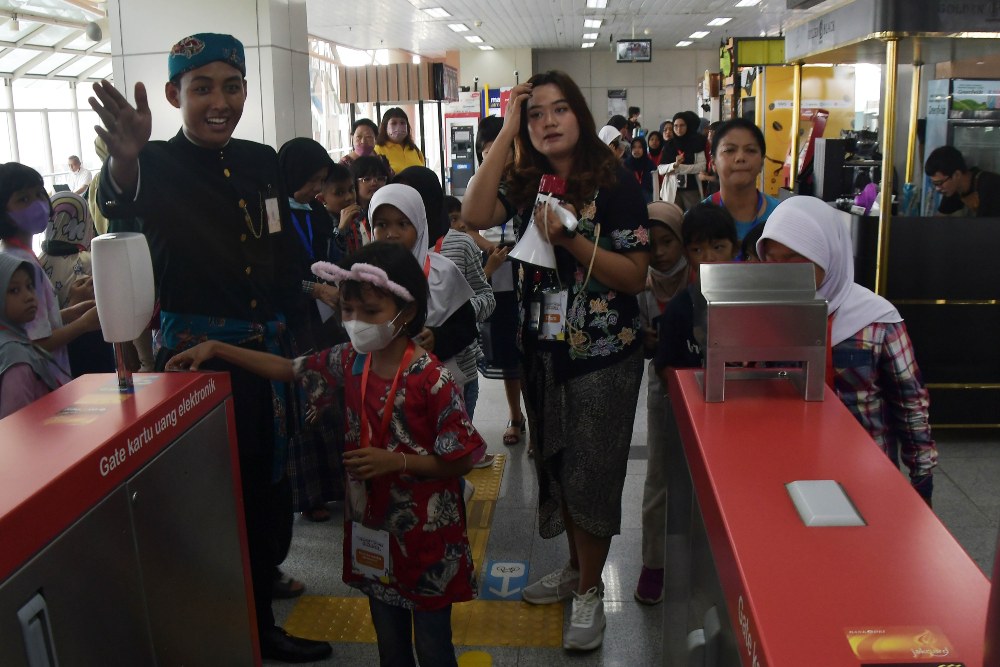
[0,114,12,163]
[49,111,79,174]
[61,56,104,79]
[13,79,73,110]
[14,111,48,174]
[25,53,75,77]
[78,109,101,167]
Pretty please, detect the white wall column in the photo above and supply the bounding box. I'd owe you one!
[104,0,310,149]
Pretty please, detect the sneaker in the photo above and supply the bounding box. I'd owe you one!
[563,586,606,651]
[521,563,579,605]
[633,566,664,605]
[463,479,475,505]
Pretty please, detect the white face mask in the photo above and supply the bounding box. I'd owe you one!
[344,312,404,353]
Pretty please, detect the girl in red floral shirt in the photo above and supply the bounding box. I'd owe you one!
[167,241,483,667]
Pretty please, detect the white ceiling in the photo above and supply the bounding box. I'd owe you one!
[305,0,841,57]
[0,0,110,81]
[0,0,843,82]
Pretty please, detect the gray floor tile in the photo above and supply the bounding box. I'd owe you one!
[272,362,1000,666]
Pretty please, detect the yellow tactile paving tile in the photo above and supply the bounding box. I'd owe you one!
[284,597,564,647]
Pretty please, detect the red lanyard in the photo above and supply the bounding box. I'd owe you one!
[359,340,416,449]
[423,255,432,278]
[434,236,444,253]
[4,237,41,267]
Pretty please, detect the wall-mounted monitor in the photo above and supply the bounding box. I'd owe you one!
[616,39,652,63]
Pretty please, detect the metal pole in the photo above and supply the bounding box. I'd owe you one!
[438,100,446,188]
[904,47,923,184]
[789,63,802,191]
[876,37,899,296]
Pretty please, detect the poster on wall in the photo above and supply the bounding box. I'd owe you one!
[608,89,628,118]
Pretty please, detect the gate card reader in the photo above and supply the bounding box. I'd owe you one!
[697,263,828,402]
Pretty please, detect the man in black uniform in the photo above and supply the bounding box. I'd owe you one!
[91,33,331,664]
[925,145,1000,217]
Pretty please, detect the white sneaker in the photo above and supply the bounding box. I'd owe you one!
[563,586,606,651]
[521,563,579,605]
[463,480,475,505]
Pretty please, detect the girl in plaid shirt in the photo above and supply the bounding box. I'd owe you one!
[758,196,937,504]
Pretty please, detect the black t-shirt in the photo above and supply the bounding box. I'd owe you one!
[654,286,703,372]
[937,168,1000,217]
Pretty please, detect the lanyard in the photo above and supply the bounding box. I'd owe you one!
[434,236,444,254]
[359,340,416,449]
[290,211,314,256]
[4,237,41,267]
[423,254,432,278]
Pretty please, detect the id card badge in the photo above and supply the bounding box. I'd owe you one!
[345,475,368,522]
[351,521,392,580]
[539,289,568,341]
[265,197,282,234]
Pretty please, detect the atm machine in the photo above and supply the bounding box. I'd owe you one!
[448,123,476,196]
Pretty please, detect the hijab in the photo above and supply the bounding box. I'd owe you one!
[757,196,901,345]
[392,166,448,247]
[669,110,706,161]
[38,192,94,308]
[624,137,656,180]
[598,125,621,148]
[368,184,473,327]
[277,137,334,199]
[0,252,60,392]
[646,202,688,302]
[646,131,664,164]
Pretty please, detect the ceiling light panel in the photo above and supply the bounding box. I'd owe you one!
[448,23,468,32]
[422,7,451,18]
[582,42,595,48]
[584,19,603,28]
[479,45,494,50]
[708,18,732,26]
[583,32,598,39]
[690,31,710,38]
[586,0,608,8]
[465,35,484,43]
[735,0,762,6]
[676,40,693,46]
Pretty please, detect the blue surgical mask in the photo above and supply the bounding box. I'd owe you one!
[8,200,50,234]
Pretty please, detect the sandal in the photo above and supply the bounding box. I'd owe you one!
[473,453,496,469]
[272,571,306,599]
[302,506,331,522]
[503,416,526,446]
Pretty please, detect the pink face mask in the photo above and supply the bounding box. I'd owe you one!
[354,142,375,157]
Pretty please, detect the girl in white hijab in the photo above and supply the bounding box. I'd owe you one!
[757,196,937,504]
[369,184,473,327]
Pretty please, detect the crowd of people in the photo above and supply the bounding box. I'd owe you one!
[0,31,943,666]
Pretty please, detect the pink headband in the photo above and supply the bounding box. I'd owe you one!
[311,261,415,302]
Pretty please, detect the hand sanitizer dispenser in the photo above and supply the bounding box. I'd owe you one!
[91,232,155,392]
